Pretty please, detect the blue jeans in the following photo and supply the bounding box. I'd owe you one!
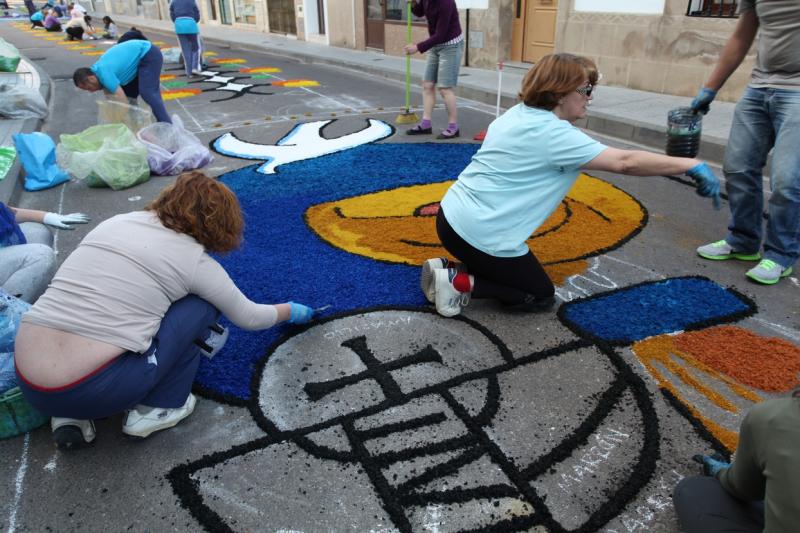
[723,86,800,268]
[17,296,219,419]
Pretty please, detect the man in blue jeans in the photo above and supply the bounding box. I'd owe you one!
[72,39,171,123]
[693,0,799,285]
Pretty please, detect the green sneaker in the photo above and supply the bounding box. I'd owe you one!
[697,240,761,261]
[746,259,793,285]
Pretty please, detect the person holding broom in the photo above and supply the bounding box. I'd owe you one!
[403,0,463,140]
[421,53,722,317]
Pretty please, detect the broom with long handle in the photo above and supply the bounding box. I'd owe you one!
[396,0,420,124]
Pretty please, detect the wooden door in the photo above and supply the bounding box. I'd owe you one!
[268,0,297,34]
[365,0,384,50]
[522,0,556,63]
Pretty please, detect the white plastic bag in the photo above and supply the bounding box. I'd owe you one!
[0,84,48,119]
[136,115,213,175]
[96,99,154,133]
[161,46,182,63]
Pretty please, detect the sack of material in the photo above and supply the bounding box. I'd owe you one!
[0,289,31,395]
[136,115,213,175]
[0,84,48,119]
[0,146,15,182]
[57,124,151,190]
[96,99,153,133]
[161,46,182,63]
[0,38,20,72]
[12,132,70,191]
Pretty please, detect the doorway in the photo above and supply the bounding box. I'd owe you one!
[268,0,297,34]
[218,0,232,24]
[365,0,384,50]
[510,0,557,63]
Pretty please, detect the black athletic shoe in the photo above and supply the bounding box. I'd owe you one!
[51,418,96,450]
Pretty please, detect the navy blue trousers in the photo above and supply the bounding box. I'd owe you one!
[18,296,218,419]
[121,44,171,123]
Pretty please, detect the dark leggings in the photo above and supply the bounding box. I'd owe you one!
[673,476,764,533]
[45,23,61,32]
[65,26,83,40]
[30,19,43,28]
[120,45,171,123]
[436,209,554,305]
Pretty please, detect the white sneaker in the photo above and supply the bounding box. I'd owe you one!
[51,417,96,450]
[122,393,196,439]
[433,268,472,317]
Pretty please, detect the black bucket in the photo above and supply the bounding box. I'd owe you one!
[666,107,702,158]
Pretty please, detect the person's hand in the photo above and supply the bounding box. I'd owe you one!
[288,301,314,324]
[692,453,730,476]
[686,162,721,210]
[690,87,717,115]
[42,212,90,229]
[403,44,418,55]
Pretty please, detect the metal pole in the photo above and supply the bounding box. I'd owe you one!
[464,8,469,67]
[495,60,503,117]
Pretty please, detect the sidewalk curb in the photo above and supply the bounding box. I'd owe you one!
[0,55,52,206]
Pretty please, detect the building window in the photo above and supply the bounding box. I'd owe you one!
[686,0,738,17]
[233,0,256,23]
[385,0,425,22]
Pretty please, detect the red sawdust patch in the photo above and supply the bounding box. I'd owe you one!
[675,326,800,392]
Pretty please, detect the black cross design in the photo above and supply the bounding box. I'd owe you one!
[304,336,444,401]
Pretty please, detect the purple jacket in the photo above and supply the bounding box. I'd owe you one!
[411,0,462,54]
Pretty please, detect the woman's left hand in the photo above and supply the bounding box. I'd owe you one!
[403,44,418,55]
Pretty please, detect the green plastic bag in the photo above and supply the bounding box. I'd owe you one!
[0,147,15,182]
[57,124,151,190]
[0,38,21,73]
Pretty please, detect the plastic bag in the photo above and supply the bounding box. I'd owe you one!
[0,290,31,394]
[97,99,153,133]
[0,84,48,119]
[0,146,15,182]
[12,132,70,191]
[57,124,150,190]
[136,115,213,175]
[162,46,182,63]
[0,38,20,73]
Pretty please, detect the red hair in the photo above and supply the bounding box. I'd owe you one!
[146,171,244,253]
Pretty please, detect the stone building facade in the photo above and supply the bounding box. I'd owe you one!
[102,0,752,101]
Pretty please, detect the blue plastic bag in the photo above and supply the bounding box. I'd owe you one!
[12,132,70,191]
[0,289,30,394]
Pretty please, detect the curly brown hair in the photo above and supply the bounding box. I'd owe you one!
[518,53,599,110]
[146,171,244,253]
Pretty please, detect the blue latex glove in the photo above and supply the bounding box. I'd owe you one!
[692,453,730,477]
[288,302,314,324]
[686,162,722,210]
[690,87,717,115]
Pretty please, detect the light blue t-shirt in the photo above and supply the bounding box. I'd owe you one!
[30,11,44,21]
[440,103,606,257]
[90,40,153,93]
[174,17,199,34]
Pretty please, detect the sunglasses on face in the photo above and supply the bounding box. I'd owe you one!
[576,84,595,98]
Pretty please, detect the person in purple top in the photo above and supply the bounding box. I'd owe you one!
[403,0,464,139]
[43,9,62,32]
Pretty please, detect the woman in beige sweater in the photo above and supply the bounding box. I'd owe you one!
[15,172,314,449]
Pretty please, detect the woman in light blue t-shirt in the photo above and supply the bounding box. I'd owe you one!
[423,53,723,318]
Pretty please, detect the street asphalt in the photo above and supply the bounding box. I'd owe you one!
[0,20,798,533]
